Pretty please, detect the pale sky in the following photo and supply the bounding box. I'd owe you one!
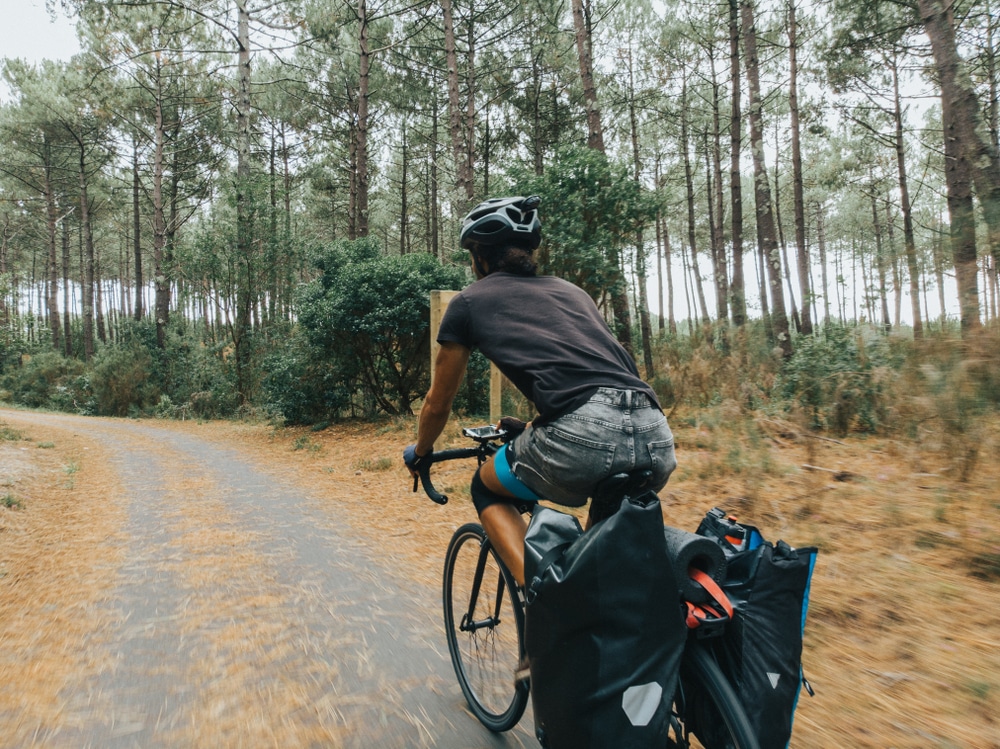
[0,0,80,102]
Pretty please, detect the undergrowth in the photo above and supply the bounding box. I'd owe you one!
[656,323,999,483]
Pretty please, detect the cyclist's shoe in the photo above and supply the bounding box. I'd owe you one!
[514,655,530,687]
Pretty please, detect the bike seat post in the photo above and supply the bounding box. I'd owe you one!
[587,469,655,526]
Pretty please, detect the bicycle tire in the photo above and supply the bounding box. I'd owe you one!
[669,641,759,749]
[443,523,529,732]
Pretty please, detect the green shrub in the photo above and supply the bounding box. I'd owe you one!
[260,331,352,425]
[0,351,91,412]
[894,331,998,480]
[297,238,466,416]
[90,344,160,416]
[114,319,238,419]
[778,323,899,435]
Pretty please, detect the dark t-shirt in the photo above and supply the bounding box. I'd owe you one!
[437,272,660,424]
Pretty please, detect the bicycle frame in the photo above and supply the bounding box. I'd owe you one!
[460,536,509,635]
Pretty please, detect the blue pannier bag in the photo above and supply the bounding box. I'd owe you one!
[523,493,686,749]
[696,508,817,749]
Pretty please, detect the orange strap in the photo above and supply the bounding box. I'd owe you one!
[684,568,734,629]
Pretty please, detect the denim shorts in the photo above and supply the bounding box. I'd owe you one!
[508,387,676,507]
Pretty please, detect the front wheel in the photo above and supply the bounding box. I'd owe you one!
[443,523,528,732]
[669,641,759,749]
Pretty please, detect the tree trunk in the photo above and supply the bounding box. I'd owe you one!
[681,78,710,324]
[347,107,357,240]
[742,0,792,356]
[152,83,170,350]
[891,56,923,338]
[757,234,772,336]
[917,0,1000,270]
[133,133,143,320]
[887,209,902,327]
[43,142,61,352]
[816,202,830,325]
[465,11,477,195]
[773,136,800,331]
[656,210,665,332]
[62,219,72,355]
[95,250,106,344]
[571,0,605,152]
[704,139,720,315]
[708,50,729,323]
[728,0,747,326]
[626,47,654,375]
[933,216,947,324]
[987,0,998,151]
[531,54,545,175]
[870,188,891,332]
[400,120,408,255]
[655,157,665,332]
[234,0,255,402]
[990,257,1000,324]
[788,0,812,334]
[943,85,982,332]
[75,142,96,360]
[431,91,440,257]
[664,213,677,335]
[441,0,473,203]
[356,0,370,236]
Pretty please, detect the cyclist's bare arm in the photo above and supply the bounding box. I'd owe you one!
[414,341,471,459]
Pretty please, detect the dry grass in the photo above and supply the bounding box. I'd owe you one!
[2,408,997,748]
[0,414,126,745]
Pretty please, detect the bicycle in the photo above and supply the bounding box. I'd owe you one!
[411,424,760,749]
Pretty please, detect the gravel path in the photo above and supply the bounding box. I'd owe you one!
[0,410,535,749]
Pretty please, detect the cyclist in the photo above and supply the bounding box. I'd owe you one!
[404,195,675,588]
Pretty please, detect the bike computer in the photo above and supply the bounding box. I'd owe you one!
[462,425,506,442]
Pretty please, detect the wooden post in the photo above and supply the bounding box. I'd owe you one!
[490,367,502,424]
[430,290,503,423]
[429,290,457,386]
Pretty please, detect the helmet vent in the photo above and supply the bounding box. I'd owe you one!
[478,218,506,235]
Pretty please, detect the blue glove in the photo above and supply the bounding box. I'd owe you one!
[403,444,429,470]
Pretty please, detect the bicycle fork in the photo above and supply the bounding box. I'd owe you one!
[460,539,507,633]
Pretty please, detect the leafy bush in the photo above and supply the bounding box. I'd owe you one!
[260,331,352,425]
[297,238,466,416]
[90,343,160,416]
[452,349,491,417]
[113,318,237,419]
[778,323,898,435]
[893,330,1000,481]
[0,351,92,412]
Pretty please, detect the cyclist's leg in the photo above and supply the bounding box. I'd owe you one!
[475,458,530,587]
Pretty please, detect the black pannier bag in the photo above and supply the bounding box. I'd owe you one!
[523,493,686,749]
[696,509,818,749]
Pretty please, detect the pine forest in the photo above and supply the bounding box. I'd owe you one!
[1,0,999,432]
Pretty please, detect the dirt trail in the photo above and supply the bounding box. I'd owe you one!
[4,408,999,748]
[0,409,535,748]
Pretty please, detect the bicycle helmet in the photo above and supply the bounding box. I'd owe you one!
[460,195,541,251]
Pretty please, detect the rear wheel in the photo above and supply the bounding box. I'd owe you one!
[443,523,528,732]
[668,642,759,749]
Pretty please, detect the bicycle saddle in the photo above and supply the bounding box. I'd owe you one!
[588,470,655,525]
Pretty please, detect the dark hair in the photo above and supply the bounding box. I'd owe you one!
[474,243,538,277]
